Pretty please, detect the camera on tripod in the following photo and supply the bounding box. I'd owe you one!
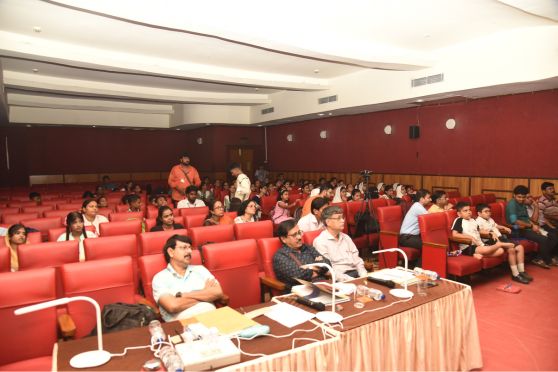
[360,170,373,178]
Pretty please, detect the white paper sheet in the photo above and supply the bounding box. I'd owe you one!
[264,302,315,328]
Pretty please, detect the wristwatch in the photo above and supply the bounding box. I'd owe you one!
[175,292,182,298]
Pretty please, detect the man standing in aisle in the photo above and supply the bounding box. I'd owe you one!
[168,153,201,207]
[230,163,251,202]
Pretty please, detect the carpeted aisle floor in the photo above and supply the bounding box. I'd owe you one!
[471,264,558,370]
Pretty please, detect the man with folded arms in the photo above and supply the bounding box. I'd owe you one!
[152,235,223,321]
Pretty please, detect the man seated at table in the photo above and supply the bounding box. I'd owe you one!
[297,197,329,232]
[152,235,223,321]
[273,220,332,293]
[313,206,368,281]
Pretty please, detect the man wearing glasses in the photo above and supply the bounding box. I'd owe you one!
[314,206,368,281]
[273,220,331,292]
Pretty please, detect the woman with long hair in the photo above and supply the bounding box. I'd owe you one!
[81,199,109,236]
[150,206,184,232]
[234,200,259,224]
[57,212,97,261]
[204,200,234,226]
[5,224,28,272]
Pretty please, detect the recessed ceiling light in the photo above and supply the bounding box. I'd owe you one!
[313,69,320,74]
[205,123,210,126]
[318,113,325,116]
[32,68,39,73]
[33,26,41,33]
[328,113,332,116]
[92,125,96,128]
[175,128,181,131]
[254,88,259,91]
[257,125,262,127]
[416,99,424,103]
[423,34,431,38]
[26,124,32,128]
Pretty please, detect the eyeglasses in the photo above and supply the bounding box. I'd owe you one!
[287,230,304,237]
[214,206,224,210]
[327,216,345,221]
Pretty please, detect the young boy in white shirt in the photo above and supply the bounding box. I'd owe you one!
[475,203,532,284]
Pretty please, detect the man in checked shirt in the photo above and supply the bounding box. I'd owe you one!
[273,220,331,293]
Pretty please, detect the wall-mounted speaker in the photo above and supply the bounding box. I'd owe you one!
[409,125,420,139]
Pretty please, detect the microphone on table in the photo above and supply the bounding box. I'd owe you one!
[295,296,326,311]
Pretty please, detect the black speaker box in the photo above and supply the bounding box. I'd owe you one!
[409,125,420,139]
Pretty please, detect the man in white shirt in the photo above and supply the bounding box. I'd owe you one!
[152,235,223,321]
[297,197,328,232]
[177,186,206,208]
[230,163,251,202]
[313,206,367,282]
[398,189,431,250]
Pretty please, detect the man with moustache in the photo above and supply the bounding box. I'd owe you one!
[152,235,223,321]
[273,220,331,293]
[168,153,201,207]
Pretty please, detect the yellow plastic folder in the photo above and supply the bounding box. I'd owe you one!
[180,306,259,335]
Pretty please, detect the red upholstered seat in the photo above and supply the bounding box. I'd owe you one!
[115,204,148,213]
[386,199,397,206]
[99,220,142,237]
[376,205,420,268]
[256,238,283,279]
[22,205,55,216]
[0,268,57,370]
[139,229,188,256]
[18,240,80,270]
[203,239,260,308]
[0,207,20,218]
[446,255,485,277]
[179,206,209,219]
[2,212,40,224]
[109,211,144,222]
[189,225,235,249]
[469,195,484,208]
[61,256,136,338]
[44,209,74,219]
[21,217,64,241]
[234,220,273,240]
[369,198,387,214]
[8,201,37,208]
[0,247,9,272]
[447,191,461,198]
[56,203,82,211]
[138,252,202,305]
[302,229,323,246]
[260,196,276,220]
[483,194,496,204]
[184,214,206,229]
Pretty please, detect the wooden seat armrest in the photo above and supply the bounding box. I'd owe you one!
[449,236,473,244]
[422,241,448,249]
[260,276,286,292]
[379,230,399,236]
[58,313,76,339]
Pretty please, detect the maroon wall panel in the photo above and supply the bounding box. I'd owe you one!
[266,90,558,178]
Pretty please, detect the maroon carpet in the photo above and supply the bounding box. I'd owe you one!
[472,264,558,370]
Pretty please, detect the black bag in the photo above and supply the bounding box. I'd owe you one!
[354,210,379,236]
[90,302,157,335]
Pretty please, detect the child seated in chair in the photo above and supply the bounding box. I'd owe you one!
[475,203,532,284]
[451,201,507,260]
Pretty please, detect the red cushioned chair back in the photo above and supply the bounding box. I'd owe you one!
[369,198,387,213]
[0,268,57,366]
[115,204,147,214]
[184,214,206,229]
[138,252,202,305]
[84,234,139,289]
[419,213,449,246]
[447,191,461,198]
[8,201,37,208]
[99,220,142,237]
[302,229,322,246]
[139,229,188,256]
[18,240,80,270]
[56,203,83,212]
[44,209,74,219]
[27,231,42,244]
[386,199,397,206]
[489,202,506,225]
[21,217,64,241]
[0,207,20,217]
[260,196,276,217]
[2,212,40,224]
[189,224,235,249]
[483,194,496,204]
[62,256,136,339]
[146,207,180,220]
[234,220,273,241]
[0,246,10,272]
[109,211,144,222]
[346,201,365,227]
[22,205,54,216]
[48,227,67,242]
[179,206,209,219]
[469,195,484,208]
[256,238,282,279]
[377,205,403,232]
[224,211,237,219]
[202,239,260,308]
[444,209,458,234]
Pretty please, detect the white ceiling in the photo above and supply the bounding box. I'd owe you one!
[0,0,557,128]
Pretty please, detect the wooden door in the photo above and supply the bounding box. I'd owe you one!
[228,147,254,175]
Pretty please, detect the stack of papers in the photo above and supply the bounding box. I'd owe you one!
[264,302,315,328]
[368,267,419,286]
[181,306,259,336]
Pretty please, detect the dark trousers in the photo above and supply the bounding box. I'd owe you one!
[542,225,558,254]
[520,229,556,264]
[399,234,422,250]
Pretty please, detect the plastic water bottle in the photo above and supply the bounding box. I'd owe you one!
[148,320,166,345]
[159,346,184,372]
[368,288,385,301]
[413,267,440,280]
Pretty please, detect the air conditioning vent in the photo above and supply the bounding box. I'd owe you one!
[411,73,444,87]
[318,95,337,104]
[261,107,274,115]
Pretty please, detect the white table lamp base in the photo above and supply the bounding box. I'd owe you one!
[316,311,343,324]
[70,350,111,369]
[390,288,414,299]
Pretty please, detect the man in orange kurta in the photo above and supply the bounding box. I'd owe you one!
[168,154,201,206]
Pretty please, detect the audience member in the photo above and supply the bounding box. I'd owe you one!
[252,185,268,206]
[234,200,258,223]
[271,189,299,225]
[154,195,168,208]
[177,186,206,208]
[29,192,41,205]
[95,185,106,197]
[223,184,235,211]
[428,190,453,213]
[377,182,385,195]
[230,163,251,202]
[127,194,142,212]
[313,206,367,281]
[203,200,233,226]
[506,185,557,268]
[82,199,109,236]
[381,184,396,200]
[57,212,97,261]
[199,184,213,204]
[151,206,185,232]
[132,184,142,194]
[97,196,109,209]
[538,182,558,232]
[168,153,202,206]
[475,203,531,283]
[152,235,223,321]
[351,189,363,201]
[101,175,117,191]
[398,189,431,250]
[4,224,28,272]
[302,184,334,217]
[395,184,406,198]
[297,197,329,232]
